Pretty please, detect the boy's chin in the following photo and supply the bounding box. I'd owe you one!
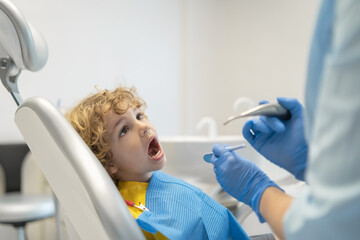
[154,154,167,170]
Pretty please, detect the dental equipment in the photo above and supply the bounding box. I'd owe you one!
[0,0,48,105]
[223,103,291,125]
[203,144,246,163]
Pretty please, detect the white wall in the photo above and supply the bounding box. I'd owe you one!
[0,0,320,143]
[1,0,183,143]
[182,0,320,136]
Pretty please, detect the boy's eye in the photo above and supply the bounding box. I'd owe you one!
[136,112,144,120]
[120,127,129,137]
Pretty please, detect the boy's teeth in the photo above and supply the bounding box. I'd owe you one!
[154,150,161,157]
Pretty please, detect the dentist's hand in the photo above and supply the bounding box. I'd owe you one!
[207,144,280,222]
[243,97,308,181]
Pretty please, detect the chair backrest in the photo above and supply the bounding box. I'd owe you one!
[14,96,145,240]
[0,143,29,192]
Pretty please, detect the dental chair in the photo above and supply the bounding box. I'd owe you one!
[14,97,146,240]
[0,0,145,239]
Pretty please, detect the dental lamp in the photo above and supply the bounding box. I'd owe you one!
[0,0,47,106]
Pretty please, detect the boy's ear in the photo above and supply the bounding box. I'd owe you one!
[108,163,119,175]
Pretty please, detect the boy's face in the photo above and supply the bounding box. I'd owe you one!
[105,106,167,182]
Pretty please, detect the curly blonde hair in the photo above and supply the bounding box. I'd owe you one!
[65,86,146,181]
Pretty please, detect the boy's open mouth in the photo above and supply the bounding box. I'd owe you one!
[148,137,163,160]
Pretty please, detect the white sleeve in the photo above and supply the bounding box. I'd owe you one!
[284,0,360,239]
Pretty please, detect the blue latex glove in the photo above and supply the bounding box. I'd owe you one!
[243,97,308,181]
[206,144,280,223]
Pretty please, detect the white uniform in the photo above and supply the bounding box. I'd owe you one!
[284,0,360,239]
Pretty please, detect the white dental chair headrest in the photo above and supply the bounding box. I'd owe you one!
[0,0,48,74]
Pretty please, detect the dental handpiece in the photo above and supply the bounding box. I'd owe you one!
[223,103,291,125]
[203,144,246,163]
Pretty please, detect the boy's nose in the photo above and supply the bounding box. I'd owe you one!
[139,124,150,137]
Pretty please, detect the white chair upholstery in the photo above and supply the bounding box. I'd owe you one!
[15,96,145,240]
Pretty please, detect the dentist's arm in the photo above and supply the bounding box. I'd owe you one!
[260,187,293,240]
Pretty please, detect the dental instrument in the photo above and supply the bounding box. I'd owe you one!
[223,103,291,125]
[203,144,246,163]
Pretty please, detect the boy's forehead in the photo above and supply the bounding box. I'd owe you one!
[105,106,140,129]
[105,109,124,130]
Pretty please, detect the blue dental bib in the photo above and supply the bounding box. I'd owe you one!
[136,171,249,240]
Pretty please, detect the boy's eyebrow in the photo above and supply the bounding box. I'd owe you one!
[112,117,125,130]
[111,107,136,130]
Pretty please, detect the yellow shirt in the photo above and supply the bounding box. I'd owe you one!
[118,181,167,240]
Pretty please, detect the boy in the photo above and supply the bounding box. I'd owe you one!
[66,85,249,240]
